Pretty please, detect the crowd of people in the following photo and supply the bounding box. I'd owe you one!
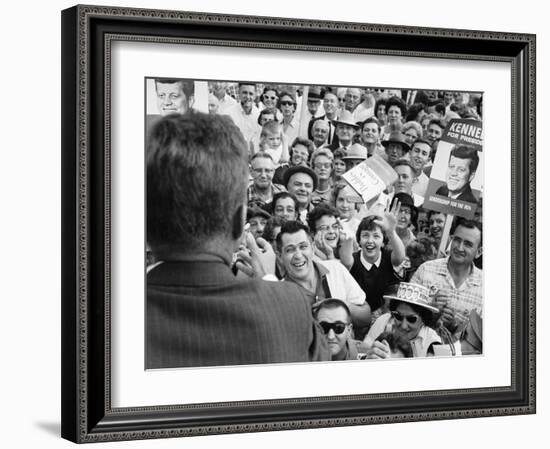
[145,78,483,368]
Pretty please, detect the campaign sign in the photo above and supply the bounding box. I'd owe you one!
[423,119,483,219]
[342,154,397,204]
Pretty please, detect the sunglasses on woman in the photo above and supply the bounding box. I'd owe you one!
[391,311,419,324]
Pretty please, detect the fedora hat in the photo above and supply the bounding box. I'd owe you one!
[307,86,322,101]
[381,131,411,152]
[332,110,360,128]
[383,282,439,314]
[283,165,318,191]
[342,143,368,160]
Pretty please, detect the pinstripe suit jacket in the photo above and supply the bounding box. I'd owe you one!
[146,255,330,369]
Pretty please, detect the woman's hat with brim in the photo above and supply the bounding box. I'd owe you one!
[331,110,360,128]
[283,165,318,191]
[342,143,368,161]
[381,131,411,153]
[383,282,439,314]
[391,192,417,213]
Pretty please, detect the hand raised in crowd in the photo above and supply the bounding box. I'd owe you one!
[383,198,401,234]
[367,339,391,359]
[313,229,335,260]
[235,232,276,278]
[338,229,355,270]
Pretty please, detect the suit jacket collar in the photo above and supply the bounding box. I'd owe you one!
[147,253,236,286]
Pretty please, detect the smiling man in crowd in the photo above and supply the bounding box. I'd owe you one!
[247,153,286,208]
[277,221,371,330]
[436,145,479,203]
[227,82,260,146]
[411,218,482,338]
[409,139,432,197]
[391,159,424,207]
[147,78,195,136]
[283,165,318,223]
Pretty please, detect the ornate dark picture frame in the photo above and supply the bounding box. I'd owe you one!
[61,4,536,443]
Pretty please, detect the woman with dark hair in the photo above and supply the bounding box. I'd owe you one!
[360,117,386,158]
[260,86,282,121]
[381,96,407,140]
[364,282,445,358]
[374,98,388,128]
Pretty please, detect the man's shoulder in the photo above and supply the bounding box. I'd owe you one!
[414,257,448,278]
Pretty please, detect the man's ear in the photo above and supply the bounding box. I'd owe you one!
[232,204,246,240]
[475,245,483,260]
[468,170,477,183]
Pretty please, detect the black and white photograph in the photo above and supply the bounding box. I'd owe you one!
[145,78,484,369]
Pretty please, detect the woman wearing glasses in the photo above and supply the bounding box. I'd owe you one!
[363,282,443,358]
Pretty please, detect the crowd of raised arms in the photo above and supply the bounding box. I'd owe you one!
[145,79,483,368]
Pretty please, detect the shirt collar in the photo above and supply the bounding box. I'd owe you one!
[360,251,381,270]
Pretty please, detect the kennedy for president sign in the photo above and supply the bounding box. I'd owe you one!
[423,119,483,219]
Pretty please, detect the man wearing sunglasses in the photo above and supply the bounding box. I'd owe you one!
[314,298,369,360]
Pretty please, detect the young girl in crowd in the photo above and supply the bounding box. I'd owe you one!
[258,120,289,167]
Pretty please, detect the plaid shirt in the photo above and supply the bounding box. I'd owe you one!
[410,257,483,316]
[247,182,286,206]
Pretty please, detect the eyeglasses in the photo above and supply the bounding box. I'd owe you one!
[279,101,295,106]
[391,311,419,324]
[252,168,274,175]
[317,223,341,232]
[263,95,277,100]
[319,321,348,335]
[314,163,332,169]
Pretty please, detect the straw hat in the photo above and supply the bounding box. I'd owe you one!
[383,282,439,313]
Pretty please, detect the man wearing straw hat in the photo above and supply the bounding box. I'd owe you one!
[329,109,360,153]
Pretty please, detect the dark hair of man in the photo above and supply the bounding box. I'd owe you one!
[428,118,446,131]
[147,112,248,251]
[261,216,286,242]
[257,108,277,126]
[361,116,382,133]
[434,102,446,116]
[271,192,299,216]
[355,215,387,245]
[313,298,352,323]
[238,82,256,90]
[386,96,407,117]
[307,204,340,233]
[449,144,480,174]
[451,217,482,248]
[412,138,432,149]
[389,298,435,328]
[393,158,415,173]
[154,78,194,99]
[276,220,311,253]
[427,210,445,221]
[405,103,426,122]
[374,98,388,116]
